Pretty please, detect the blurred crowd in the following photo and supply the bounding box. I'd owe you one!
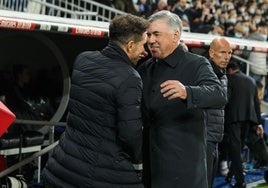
[95,0,267,39]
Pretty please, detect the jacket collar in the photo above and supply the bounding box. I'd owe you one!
[209,59,226,78]
[164,44,185,68]
[101,42,135,68]
[147,44,185,68]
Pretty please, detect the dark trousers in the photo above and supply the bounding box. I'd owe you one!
[218,134,229,162]
[226,121,249,184]
[207,141,218,188]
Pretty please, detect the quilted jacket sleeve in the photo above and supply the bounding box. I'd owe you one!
[116,74,143,163]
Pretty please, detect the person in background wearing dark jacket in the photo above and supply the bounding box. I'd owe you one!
[5,64,33,134]
[247,81,267,169]
[138,10,227,188]
[225,62,264,188]
[205,37,232,188]
[42,14,149,188]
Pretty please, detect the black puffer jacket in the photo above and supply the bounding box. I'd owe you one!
[204,60,228,143]
[42,43,144,188]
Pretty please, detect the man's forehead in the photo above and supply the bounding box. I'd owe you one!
[148,20,168,31]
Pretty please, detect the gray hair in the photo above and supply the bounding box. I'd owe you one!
[148,10,183,36]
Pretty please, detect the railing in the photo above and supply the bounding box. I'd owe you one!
[0,119,144,183]
[0,119,66,182]
[0,0,126,21]
[0,0,28,11]
[0,0,192,31]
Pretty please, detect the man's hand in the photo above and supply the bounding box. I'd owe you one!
[256,124,264,136]
[160,80,187,100]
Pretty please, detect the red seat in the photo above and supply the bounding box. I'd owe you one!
[0,101,16,137]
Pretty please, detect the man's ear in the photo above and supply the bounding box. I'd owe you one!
[209,48,214,58]
[126,40,134,53]
[173,30,180,42]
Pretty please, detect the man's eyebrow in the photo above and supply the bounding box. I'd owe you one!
[150,31,161,34]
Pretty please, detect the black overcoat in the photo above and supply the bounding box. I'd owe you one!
[138,45,227,188]
[225,70,259,125]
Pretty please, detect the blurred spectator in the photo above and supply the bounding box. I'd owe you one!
[183,0,203,32]
[236,13,244,23]
[237,3,247,15]
[247,1,258,16]
[153,0,169,13]
[213,6,223,25]
[136,0,152,17]
[172,0,190,27]
[240,20,252,38]
[125,0,140,15]
[221,0,235,13]
[248,21,268,91]
[167,0,177,8]
[113,0,126,11]
[202,4,215,24]
[226,22,246,38]
[229,9,238,24]
[252,11,263,25]
[218,10,229,28]
[257,81,265,102]
[259,2,268,17]
[208,25,225,36]
[196,2,217,33]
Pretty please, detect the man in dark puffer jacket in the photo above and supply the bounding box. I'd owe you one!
[204,37,232,188]
[42,14,149,188]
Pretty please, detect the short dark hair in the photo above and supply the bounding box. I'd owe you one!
[109,14,149,46]
[226,61,240,70]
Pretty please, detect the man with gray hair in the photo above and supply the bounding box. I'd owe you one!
[138,10,227,188]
